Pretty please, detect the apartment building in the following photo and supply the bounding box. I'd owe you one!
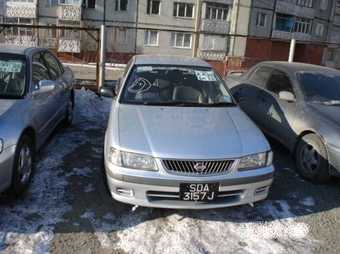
[0,0,339,75]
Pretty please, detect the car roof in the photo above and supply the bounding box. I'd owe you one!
[0,43,46,55]
[133,54,211,68]
[259,61,340,74]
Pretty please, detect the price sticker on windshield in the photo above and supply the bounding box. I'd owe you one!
[0,61,22,73]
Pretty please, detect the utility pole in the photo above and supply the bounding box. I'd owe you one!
[103,0,106,25]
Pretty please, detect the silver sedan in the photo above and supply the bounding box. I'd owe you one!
[226,61,340,183]
[100,55,274,209]
[0,44,75,195]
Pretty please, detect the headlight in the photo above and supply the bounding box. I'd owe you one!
[108,147,158,171]
[238,151,273,170]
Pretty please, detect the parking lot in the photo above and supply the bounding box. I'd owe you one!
[0,66,339,254]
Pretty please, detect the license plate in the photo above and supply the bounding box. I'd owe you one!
[180,183,218,201]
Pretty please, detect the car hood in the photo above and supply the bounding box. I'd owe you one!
[308,104,340,126]
[116,105,269,159]
[0,99,17,117]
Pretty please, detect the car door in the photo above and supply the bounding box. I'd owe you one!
[41,51,68,121]
[256,69,297,147]
[232,66,272,123]
[31,52,57,142]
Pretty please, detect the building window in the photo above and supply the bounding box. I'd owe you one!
[256,13,267,27]
[58,21,80,38]
[294,17,311,34]
[205,3,228,21]
[171,33,192,48]
[5,18,33,36]
[147,0,160,14]
[115,0,128,11]
[202,35,225,51]
[320,0,328,10]
[6,0,34,2]
[144,30,158,46]
[118,29,127,44]
[275,13,294,32]
[336,1,340,15]
[59,0,81,5]
[173,2,194,18]
[47,0,58,6]
[326,48,337,61]
[83,0,96,8]
[46,24,57,37]
[296,0,313,8]
[315,23,324,36]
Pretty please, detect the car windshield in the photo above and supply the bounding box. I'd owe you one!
[120,65,235,106]
[0,53,27,99]
[297,72,340,106]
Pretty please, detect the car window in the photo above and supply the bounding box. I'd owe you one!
[32,53,50,88]
[120,65,234,105]
[42,51,64,80]
[266,70,293,95]
[298,72,340,105]
[247,67,271,88]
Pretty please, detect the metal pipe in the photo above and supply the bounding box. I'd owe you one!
[288,39,296,62]
[98,25,107,92]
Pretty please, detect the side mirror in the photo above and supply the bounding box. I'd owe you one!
[233,91,245,102]
[100,84,117,98]
[39,80,55,93]
[279,91,295,101]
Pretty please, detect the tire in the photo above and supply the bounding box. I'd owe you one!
[64,96,74,126]
[11,135,34,195]
[295,134,331,183]
[101,152,111,196]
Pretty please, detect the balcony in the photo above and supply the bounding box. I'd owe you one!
[272,30,311,41]
[4,35,38,46]
[58,38,80,53]
[5,2,37,18]
[58,5,82,21]
[198,50,226,60]
[201,19,230,34]
[276,0,315,19]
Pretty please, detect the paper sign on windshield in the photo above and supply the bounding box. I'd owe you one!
[0,61,22,73]
[194,70,217,81]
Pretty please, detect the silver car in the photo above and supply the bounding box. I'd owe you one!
[100,55,274,209]
[226,61,340,183]
[0,44,75,195]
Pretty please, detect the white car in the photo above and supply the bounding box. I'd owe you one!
[100,55,274,209]
[0,44,75,195]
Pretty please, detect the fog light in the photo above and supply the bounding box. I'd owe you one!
[116,188,134,197]
[254,186,267,195]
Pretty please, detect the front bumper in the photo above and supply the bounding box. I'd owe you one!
[103,159,275,209]
[0,145,16,193]
[327,143,340,177]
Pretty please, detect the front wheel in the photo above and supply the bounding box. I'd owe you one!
[11,135,34,195]
[64,96,74,126]
[295,134,331,183]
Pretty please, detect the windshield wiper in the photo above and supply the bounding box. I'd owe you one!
[205,102,236,107]
[142,101,204,106]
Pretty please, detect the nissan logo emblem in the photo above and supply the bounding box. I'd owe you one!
[194,162,206,172]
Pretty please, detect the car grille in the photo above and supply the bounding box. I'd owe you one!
[162,159,235,175]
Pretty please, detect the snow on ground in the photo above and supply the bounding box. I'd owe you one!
[0,89,319,254]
